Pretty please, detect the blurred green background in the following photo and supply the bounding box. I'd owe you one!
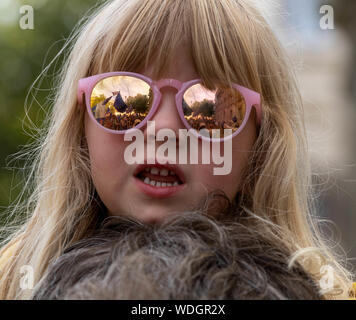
[1,0,355,268]
[0,0,98,223]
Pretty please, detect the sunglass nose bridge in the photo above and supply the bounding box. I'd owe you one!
[155,78,182,91]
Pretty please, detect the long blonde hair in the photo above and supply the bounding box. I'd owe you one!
[0,0,353,299]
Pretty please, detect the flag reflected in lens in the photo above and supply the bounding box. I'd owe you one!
[90,76,153,131]
[183,84,246,138]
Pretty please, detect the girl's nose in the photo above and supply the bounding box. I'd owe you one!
[143,87,185,139]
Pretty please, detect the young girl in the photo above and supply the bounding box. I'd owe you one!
[0,0,353,299]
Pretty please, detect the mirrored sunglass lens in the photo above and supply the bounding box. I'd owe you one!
[90,76,153,131]
[183,84,246,138]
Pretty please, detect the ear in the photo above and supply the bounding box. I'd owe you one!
[77,79,86,109]
[252,104,261,126]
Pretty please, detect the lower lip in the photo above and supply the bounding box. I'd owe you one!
[134,176,186,199]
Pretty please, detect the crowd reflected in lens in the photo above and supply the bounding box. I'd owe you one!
[90,77,247,138]
[183,84,247,138]
[90,76,153,131]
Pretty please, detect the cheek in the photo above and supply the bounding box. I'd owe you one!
[194,150,246,199]
[195,116,257,199]
[84,114,128,193]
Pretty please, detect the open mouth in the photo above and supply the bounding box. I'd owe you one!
[134,165,184,188]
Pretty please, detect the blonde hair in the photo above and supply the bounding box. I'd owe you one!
[0,0,353,299]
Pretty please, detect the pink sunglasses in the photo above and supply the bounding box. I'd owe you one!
[77,71,262,141]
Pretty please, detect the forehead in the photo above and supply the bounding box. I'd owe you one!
[138,43,199,83]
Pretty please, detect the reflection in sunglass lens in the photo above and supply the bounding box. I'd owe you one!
[90,76,153,131]
[183,84,246,138]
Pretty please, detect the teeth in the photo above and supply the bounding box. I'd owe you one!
[141,176,180,188]
[144,167,177,177]
[160,169,169,176]
[150,167,159,175]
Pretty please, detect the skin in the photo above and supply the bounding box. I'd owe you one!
[85,45,257,225]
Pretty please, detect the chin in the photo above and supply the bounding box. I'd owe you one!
[134,209,179,225]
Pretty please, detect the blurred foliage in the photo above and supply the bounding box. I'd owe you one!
[0,0,100,222]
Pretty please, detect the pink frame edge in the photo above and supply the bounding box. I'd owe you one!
[77,71,262,142]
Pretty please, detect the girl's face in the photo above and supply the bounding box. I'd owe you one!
[85,44,257,224]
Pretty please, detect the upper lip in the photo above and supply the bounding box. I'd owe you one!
[133,163,186,184]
